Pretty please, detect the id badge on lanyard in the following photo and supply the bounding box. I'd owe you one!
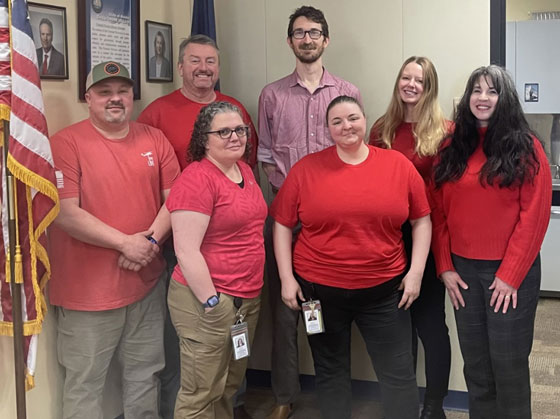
[302,299,324,335]
[230,297,250,360]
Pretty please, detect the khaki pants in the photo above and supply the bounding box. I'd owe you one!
[56,280,166,419]
[168,280,261,419]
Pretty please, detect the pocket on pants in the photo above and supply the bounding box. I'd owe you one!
[178,296,234,394]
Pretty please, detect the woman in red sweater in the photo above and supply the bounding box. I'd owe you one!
[370,56,451,419]
[272,95,432,419]
[431,65,552,418]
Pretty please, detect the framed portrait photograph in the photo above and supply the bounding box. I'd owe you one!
[28,3,69,79]
[145,20,173,83]
[77,0,140,100]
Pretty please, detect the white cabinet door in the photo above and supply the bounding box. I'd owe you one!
[514,20,560,114]
[541,206,560,294]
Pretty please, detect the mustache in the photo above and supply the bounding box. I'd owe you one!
[194,71,213,76]
[106,101,124,109]
[299,43,316,50]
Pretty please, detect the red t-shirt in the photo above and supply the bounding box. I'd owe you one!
[271,145,430,289]
[430,130,552,288]
[166,159,267,298]
[138,89,258,170]
[49,120,180,310]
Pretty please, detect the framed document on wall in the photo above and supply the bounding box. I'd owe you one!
[28,3,69,79]
[77,0,140,100]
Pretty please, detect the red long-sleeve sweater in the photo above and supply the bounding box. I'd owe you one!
[430,129,552,289]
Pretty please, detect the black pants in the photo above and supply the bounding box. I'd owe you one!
[298,275,419,419]
[452,254,540,419]
[264,215,301,405]
[402,221,451,400]
[159,246,181,419]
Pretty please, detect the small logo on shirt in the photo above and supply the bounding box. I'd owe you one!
[141,151,154,166]
[55,170,64,189]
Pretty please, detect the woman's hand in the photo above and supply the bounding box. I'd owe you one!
[440,270,468,309]
[400,214,430,309]
[281,275,304,311]
[398,270,422,309]
[489,276,517,314]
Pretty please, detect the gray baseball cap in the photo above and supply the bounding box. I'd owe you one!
[85,61,134,91]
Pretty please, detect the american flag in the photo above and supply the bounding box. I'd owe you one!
[0,0,59,389]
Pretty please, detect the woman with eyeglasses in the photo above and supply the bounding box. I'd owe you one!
[272,95,432,419]
[431,65,551,418]
[166,101,267,419]
[370,56,451,419]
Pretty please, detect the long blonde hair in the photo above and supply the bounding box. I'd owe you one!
[372,56,447,157]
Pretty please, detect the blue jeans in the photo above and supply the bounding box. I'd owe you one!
[298,275,419,419]
[452,254,541,419]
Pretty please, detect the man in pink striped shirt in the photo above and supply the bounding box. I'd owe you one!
[257,6,361,419]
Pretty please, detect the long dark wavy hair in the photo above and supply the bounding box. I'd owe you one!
[434,65,539,188]
[188,101,251,162]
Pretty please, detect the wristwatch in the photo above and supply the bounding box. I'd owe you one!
[202,294,220,309]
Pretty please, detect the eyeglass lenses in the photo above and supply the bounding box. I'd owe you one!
[292,29,322,39]
[219,126,248,139]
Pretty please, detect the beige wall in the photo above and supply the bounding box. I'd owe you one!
[215,0,491,393]
[216,0,490,131]
[2,1,492,417]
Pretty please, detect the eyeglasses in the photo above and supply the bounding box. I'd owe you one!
[290,29,323,40]
[205,125,249,139]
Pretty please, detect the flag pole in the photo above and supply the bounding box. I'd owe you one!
[2,119,27,419]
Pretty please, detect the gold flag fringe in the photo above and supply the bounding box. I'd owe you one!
[0,112,60,341]
[25,370,35,391]
[0,104,10,121]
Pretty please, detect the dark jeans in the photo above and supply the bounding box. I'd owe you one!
[452,254,541,419]
[402,221,451,401]
[159,246,181,419]
[298,275,419,419]
[264,215,301,405]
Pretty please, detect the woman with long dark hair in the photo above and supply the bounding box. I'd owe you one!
[431,65,552,418]
[370,56,451,419]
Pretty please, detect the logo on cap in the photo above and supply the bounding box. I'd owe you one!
[104,62,121,75]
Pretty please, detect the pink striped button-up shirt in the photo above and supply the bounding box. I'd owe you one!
[257,69,361,189]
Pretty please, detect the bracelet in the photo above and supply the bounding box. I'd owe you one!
[146,236,158,245]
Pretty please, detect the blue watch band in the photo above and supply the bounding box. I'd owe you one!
[202,294,220,308]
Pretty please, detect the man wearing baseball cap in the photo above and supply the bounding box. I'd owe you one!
[49,61,180,418]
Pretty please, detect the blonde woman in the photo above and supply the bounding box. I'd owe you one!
[370,56,451,419]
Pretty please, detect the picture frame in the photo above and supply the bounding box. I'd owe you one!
[524,83,539,103]
[77,0,140,100]
[28,2,69,80]
[145,20,173,83]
